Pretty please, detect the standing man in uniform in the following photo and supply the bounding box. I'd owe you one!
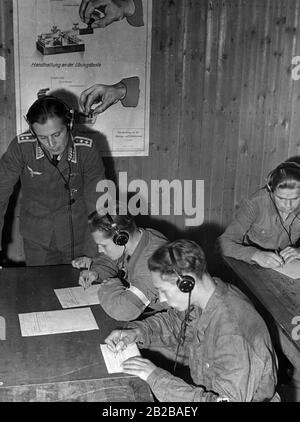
[0,95,105,265]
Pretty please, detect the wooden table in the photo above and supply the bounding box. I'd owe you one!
[225,257,300,401]
[0,265,153,402]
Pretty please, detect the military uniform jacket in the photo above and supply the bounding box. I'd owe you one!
[0,131,105,251]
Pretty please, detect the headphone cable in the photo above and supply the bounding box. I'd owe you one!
[269,191,295,246]
[37,139,75,261]
[118,246,130,287]
[173,291,192,374]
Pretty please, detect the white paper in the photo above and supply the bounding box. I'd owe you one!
[54,285,100,308]
[100,343,140,374]
[273,259,300,279]
[0,56,5,80]
[18,308,99,337]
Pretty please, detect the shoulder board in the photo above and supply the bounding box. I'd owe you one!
[17,131,36,144]
[73,136,93,147]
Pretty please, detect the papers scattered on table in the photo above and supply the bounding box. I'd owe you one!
[54,285,100,308]
[100,343,140,374]
[273,259,300,279]
[18,308,99,337]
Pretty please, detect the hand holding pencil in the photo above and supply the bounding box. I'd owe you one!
[79,260,98,290]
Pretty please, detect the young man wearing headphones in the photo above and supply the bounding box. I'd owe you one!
[0,95,105,265]
[72,202,169,321]
[219,159,300,268]
[105,239,280,402]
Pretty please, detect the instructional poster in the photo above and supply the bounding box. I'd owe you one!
[13,0,152,156]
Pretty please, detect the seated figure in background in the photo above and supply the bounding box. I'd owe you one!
[219,160,300,268]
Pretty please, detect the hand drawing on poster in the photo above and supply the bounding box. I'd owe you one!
[13,0,151,156]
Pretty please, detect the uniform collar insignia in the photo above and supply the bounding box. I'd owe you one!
[35,143,44,160]
[68,136,77,163]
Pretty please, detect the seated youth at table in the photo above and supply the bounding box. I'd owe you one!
[72,203,168,321]
[219,160,300,269]
[105,239,280,402]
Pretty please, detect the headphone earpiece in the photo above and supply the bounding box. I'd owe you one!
[168,247,195,293]
[106,213,129,246]
[176,273,196,293]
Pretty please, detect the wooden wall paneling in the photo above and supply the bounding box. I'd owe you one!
[221,0,244,226]
[242,0,264,199]
[263,0,287,173]
[197,0,220,227]
[114,0,188,237]
[235,0,257,206]
[148,0,186,233]
[0,0,15,156]
[260,0,281,181]
[271,0,297,167]
[247,0,270,196]
[288,0,300,157]
[278,0,300,160]
[209,0,232,225]
[176,0,206,232]
[258,0,276,189]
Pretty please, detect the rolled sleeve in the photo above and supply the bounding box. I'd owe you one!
[98,278,149,321]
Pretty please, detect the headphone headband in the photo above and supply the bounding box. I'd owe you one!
[266,161,300,192]
[106,213,129,246]
[168,247,195,293]
[26,94,75,132]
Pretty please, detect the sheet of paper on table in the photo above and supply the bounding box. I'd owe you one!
[273,259,300,279]
[54,285,100,308]
[18,307,99,337]
[100,343,141,374]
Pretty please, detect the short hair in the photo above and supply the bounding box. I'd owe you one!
[88,202,136,239]
[148,239,207,280]
[26,96,71,126]
[269,161,300,191]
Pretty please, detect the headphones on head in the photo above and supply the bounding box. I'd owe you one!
[26,93,75,133]
[168,247,195,293]
[106,213,129,246]
[266,161,300,192]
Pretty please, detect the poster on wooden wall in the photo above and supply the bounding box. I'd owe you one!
[13,0,151,157]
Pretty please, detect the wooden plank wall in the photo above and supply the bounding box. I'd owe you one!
[1,0,300,263]
[0,0,15,157]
